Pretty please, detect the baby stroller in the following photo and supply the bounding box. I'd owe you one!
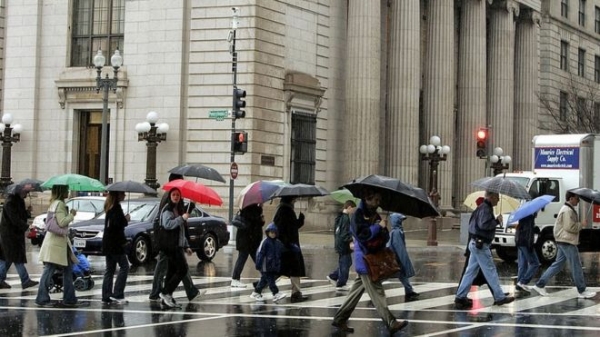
[48,230,95,292]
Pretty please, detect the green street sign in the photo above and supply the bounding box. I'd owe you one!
[209,110,229,121]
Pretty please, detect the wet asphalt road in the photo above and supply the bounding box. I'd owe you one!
[1,235,600,336]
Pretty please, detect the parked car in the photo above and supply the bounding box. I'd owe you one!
[71,198,230,265]
[28,196,106,246]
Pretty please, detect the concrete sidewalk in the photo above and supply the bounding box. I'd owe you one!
[299,228,463,250]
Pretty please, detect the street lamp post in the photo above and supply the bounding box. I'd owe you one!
[419,136,451,246]
[135,112,169,190]
[94,48,123,185]
[490,147,511,176]
[0,114,22,191]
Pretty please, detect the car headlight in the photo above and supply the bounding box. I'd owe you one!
[507,228,516,234]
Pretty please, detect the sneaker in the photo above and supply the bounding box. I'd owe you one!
[273,292,287,302]
[159,293,177,308]
[532,285,548,296]
[578,291,597,299]
[189,289,207,301]
[493,296,515,306]
[336,285,350,291]
[109,297,128,304]
[250,292,264,301]
[149,296,161,302]
[516,283,531,292]
[326,275,337,287]
[22,280,39,289]
[101,298,114,304]
[0,281,11,289]
[231,279,248,288]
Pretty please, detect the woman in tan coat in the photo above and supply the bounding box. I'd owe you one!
[35,184,79,307]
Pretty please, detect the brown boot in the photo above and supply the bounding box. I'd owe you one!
[390,320,408,334]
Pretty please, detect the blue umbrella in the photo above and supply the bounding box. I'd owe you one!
[507,195,556,224]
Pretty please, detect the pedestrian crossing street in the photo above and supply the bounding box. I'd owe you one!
[2,273,600,316]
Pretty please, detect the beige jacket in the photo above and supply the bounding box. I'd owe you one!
[38,200,77,266]
[553,204,582,246]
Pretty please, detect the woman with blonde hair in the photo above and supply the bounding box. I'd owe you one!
[35,184,79,307]
[101,191,130,304]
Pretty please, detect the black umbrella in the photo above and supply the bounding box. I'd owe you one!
[343,174,440,218]
[106,180,157,211]
[168,164,226,183]
[106,180,157,194]
[5,178,46,195]
[568,187,600,204]
[270,184,330,199]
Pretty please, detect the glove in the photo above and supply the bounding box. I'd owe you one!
[298,212,305,221]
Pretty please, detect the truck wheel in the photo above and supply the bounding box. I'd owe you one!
[495,247,517,263]
[536,234,557,264]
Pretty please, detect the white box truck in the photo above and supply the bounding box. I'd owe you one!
[492,134,600,264]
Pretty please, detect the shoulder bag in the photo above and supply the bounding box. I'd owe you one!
[45,211,69,237]
[363,247,401,282]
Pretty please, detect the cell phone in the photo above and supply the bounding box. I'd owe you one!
[475,238,484,249]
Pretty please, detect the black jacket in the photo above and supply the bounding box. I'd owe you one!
[334,212,353,254]
[516,214,536,250]
[273,201,306,277]
[0,194,30,263]
[102,203,129,255]
[235,204,264,253]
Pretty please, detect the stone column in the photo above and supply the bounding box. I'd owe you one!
[514,9,541,171]
[487,0,519,171]
[456,0,490,207]
[345,0,381,180]
[386,0,420,185]
[422,0,454,209]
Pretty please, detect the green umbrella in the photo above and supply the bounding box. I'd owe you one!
[41,173,105,192]
[330,188,360,205]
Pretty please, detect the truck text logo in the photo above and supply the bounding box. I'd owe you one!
[534,147,579,169]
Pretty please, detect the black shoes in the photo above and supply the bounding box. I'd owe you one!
[454,297,473,309]
[0,281,11,289]
[290,292,308,303]
[405,292,420,302]
[22,280,39,289]
[493,296,515,306]
[390,320,409,334]
[332,321,354,333]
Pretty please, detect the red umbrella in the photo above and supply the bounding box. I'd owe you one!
[162,180,223,206]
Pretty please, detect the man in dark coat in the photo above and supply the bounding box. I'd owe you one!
[273,196,307,302]
[0,184,39,289]
[231,204,265,288]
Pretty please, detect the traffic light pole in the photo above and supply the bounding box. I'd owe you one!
[229,27,237,225]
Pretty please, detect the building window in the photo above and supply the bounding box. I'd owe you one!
[290,111,316,185]
[595,102,600,130]
[576,97,586,126]
[580,0,586,26]
[71,0,125,67]
[560,91,569,121]
[595,55,600,82]
[562,0,569,18]
[561,41,569,71]
[578,48,586,76]
[596,6,600,33]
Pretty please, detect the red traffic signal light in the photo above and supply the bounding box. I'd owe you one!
[476,128,488,158]
[233,131,248,154]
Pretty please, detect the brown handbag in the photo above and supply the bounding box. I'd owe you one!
[363,247,401,282]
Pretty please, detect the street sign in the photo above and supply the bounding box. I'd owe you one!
[230,162,238,179]
[208,110,229,121]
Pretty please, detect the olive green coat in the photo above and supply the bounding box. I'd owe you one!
[38,200,76,267]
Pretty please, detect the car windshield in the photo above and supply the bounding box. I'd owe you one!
[96,200,158,221]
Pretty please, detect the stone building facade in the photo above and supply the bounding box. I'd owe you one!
[0,0,599,219]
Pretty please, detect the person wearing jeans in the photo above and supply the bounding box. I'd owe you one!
[532,192,596,299]
[101,191,131,304]
[515,213,540,292]
[455,191,514,308]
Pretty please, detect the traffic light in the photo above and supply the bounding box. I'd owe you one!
[233,131,248,154]
[233,88,246,119]
[476,128,488,158]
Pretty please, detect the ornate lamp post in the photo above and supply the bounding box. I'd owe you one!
[0,114,22,191]
[94,48,123,185]
[419,135,451,246]
[490,147,511,176]
[135,112,169,190]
